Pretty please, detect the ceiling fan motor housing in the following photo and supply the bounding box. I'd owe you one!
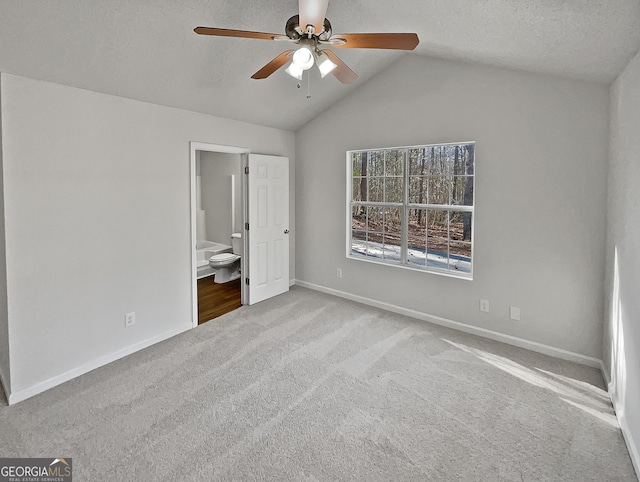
[285,15,332,40]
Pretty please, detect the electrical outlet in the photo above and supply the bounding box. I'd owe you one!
[479,299,490,313]
[125,312,136,327]
[337,268,343,278]
[509,307,521,321]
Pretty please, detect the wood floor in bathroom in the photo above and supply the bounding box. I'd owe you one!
[197,277,242,325]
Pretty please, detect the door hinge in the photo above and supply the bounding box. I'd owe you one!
[245,222,249,231]
[245,278,249,285]
[244,166,249,175]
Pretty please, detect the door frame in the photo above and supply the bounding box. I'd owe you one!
[189,142,249,328]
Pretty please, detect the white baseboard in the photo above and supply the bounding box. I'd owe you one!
[289,278,296,287]
[294,280,602,369]
[0,368,9,404]
[7,323,193,405]
[601,360,611,387]
[618,409,640,480]
[602,362,640,481]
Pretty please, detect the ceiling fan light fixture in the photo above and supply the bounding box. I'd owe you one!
[292,46,314,70]
[316,51,337,78]
[285,62,304,80]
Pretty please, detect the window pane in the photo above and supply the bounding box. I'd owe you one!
[448,145,466,176]
[427,208,449,270]
[352,153,365,176]
[368,178,383,202]
[368,151,385,177]
[408,176,426,204]
[427,210,448,239]
[427,177,450,205]
[427,237,448,270]
[426,146,447,176]
[383,207,401,232]
[351,206,366,231]
[449,211,463,241]
[408,148,428,176]
[407,209,427,249]
[350,240,367,257]
[448,241,472,273]
[442,145,462,176]
[351,217,367,257]
[385,178,403,203]
[367,206,383,232]
[452,176,473,206]
[385,150,404,176]
[382,207,401,263]
[363,240,380,259]
[462,144,475,176]
[407,208,426,266]
[352,177,366,201]
[450,211,472,241]
[383,238,401,262]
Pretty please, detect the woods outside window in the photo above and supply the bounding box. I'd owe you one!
[348,142,475,279]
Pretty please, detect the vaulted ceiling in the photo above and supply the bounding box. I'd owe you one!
[1,0,639,130]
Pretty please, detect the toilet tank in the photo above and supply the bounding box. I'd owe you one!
[231,233,242,254]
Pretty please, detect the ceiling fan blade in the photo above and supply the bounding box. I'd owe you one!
[194,27,287,41]
[251,50,295,79]
[298,0,330,34]
[323,51,358,84]
[329,33,419,50]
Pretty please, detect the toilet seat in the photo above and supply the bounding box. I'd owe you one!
[209,253,240,266]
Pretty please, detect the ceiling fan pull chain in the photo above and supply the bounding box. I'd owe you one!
[307,70,311,100]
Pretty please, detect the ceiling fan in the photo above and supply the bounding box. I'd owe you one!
[194,0,419,84]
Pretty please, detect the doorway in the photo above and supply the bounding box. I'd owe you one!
[189,142,291,328]
[190,143,248,327]
[196,150,243,324]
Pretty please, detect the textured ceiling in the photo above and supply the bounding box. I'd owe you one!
[1,0,639,131]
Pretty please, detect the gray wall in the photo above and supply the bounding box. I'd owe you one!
[0,73,295,401]
[604,48,640,472]
[200,152,242,246]
[295,55,609,359]
[0,74,9,395]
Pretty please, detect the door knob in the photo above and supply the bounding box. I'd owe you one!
[284,229,289,234]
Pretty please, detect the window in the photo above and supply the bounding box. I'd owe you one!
[348,142,475,278]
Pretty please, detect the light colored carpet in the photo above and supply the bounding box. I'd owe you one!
[0,286,636,481]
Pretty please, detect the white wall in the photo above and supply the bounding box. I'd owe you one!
[296,55,609,359]
[0,74,10,395]
[200,152,242,245]
[0,73,295,402]
[604,48,640,475]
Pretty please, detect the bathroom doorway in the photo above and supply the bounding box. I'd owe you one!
[189,143,291,328]
[191,143,248,326]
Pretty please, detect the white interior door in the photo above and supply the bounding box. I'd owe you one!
[247,154,289,304]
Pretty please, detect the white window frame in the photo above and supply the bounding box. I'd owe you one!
[346,142,476,280]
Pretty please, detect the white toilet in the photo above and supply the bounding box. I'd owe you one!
[209,233,242,284]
